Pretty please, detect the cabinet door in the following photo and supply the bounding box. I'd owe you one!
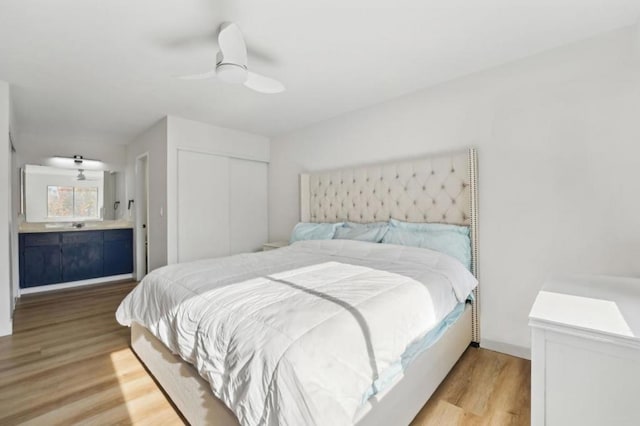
[22,246,62,287]
[20,232,62,288]
[177,150,230,263]
[229,159,268,254]
[62,231,103,282]
[104,230,133,275]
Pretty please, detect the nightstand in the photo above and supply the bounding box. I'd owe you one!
[262,241,289,251]
[529,275,640,426]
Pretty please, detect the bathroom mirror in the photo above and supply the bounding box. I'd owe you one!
[23,164,120,223]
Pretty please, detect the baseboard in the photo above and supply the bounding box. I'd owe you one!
[19,274,134,295]
[481,339,531,360]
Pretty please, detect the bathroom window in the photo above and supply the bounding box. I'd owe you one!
[47,186,99,219]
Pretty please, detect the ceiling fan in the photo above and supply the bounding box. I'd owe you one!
[178,22,285,94]
[76,169,101,182]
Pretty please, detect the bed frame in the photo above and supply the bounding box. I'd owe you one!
[131,147,479,425]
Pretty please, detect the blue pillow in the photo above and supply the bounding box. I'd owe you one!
[290,222,343,243]
[383,220,471,269]
[333,222,389,243]
[388,219,470,236]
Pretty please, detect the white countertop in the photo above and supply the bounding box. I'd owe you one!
[529,275,640,345]
[19,220,134,233]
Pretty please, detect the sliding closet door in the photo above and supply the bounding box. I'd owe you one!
[177,150,230,263]
[229,159,268,254]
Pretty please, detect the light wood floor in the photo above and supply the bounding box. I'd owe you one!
[0,281,530,425]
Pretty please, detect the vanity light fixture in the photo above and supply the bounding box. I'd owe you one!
[48,155,103,170]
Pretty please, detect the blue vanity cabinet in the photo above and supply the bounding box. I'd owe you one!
[103,229,134,276]
[19,228,134,289]
[20,233,62,288]
[61,231,104,282]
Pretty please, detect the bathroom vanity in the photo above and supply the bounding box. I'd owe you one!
[18,163,133,291]
[19,223,133,289]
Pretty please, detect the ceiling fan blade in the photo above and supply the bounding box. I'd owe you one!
[244,71,285,94]
[177,70,217,80]
[218,22,247,66]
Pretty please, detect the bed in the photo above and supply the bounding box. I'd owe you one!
[117,148,479,426]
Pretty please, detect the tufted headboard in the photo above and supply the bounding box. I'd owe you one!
[300,148,479,342]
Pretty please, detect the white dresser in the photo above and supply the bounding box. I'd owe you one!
[529,275,640,426]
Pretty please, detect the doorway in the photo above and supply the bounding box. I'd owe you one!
[135,154,149,281]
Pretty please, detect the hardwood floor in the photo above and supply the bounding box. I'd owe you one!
[0,281,530,425]
[412,346,531,425]
[0,281,184,426]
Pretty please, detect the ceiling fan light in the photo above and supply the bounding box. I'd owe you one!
[216,63,248,84]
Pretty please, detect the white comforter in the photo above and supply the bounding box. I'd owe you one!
[116,240,477,426]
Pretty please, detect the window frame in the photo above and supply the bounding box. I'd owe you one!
[46,185,100,221]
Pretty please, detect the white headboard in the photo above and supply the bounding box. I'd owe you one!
[300,148,480,343]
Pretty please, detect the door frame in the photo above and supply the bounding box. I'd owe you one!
[135,153,149,281]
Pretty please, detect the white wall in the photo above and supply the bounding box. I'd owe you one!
[126,118,168,274]
[13,132,128,223]
[15,132,127,173]
[0,81,12,336]
[269,27,640,356]
[165,116,269,264]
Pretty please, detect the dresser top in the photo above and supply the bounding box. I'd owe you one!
[529,275,640,344]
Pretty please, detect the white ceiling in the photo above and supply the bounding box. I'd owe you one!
[1,0,639,146]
